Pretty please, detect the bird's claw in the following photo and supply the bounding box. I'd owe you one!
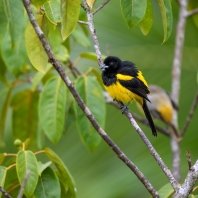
[119,105,128,114]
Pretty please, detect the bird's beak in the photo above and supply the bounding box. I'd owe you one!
[101,64,108,70]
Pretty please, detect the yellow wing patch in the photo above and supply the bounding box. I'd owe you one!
[116,74,133,81]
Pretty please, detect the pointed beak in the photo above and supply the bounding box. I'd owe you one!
[101,64,108,70]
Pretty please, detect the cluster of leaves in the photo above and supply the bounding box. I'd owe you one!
[0,0,106,153]
[0,139,76,197]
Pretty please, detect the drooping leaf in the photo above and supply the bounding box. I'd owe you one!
[0,166,7,198]
[1,28,27,76]
[32,0,48,7]
[4,166,19,196]
[34,167,61,198]
[158,183,174,198]
[86,0,96,8]
[79,52,106,62]
[72,25,91,48]
[0,154,6,165]
[74,76,106,152]
[0,85,13,148]
[16,150,38,197]
[44,147,76,198]
[60,0,81,40]
[0,0,8,42]
[0,53,7,83]
[139,0,153,35]
[39,77,67,144]
[3,0,25,45]
[11,90,39,150]
[32,63,52,91]
[120,0,147,28]
[25,15,48,73]
[44,0,61,25]
[37,161,52,176]
[157,0,173,43]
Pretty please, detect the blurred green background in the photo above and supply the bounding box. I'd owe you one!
[2,0,198,197]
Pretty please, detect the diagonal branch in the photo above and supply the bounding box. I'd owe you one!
[22,0,159,197]
[93,0,111,15]
[0,186,12,198]
[181,91,198,136]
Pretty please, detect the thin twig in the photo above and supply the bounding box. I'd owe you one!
[186,151,192,170]
[187,8,198,17]
[22,0,159,197]
[0,186,12,198]
[181,92,198,136]
[78,20,89,25]
[92,0,110,15]
[17,170,31,198]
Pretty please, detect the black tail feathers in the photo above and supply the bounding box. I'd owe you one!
[142,100,157,137]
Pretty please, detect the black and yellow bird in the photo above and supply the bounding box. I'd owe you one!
[101,56,157,137]
[147,85,181,139]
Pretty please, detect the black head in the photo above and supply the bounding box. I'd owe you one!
[101,56,122,72]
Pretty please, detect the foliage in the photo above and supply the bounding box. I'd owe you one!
[0,139,76,197]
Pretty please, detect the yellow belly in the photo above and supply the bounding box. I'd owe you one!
[158,105,173,123]
[104,81,143,105]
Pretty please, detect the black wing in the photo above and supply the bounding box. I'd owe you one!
[119,77,150,102]
[118,61,138,77]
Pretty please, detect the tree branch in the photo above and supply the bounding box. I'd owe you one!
[22,0,159,197]
[171,0,189,183]
[93,0,110,15]
[187,8,198,18]
[181,91,198,136]
[174,160,198,198]
[0,186,12,198]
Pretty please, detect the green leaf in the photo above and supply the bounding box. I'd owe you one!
[25,15,48,73]
[157,0,173,43]
[0,154,6,165]
[4,0,25,45]
[120,0,147,28]
[4,166,19,196]
[11,90,39,150]
[16,150,38,197]
[55,45,69,62]
[37,161,52,176]
[72,25,91,48]
[1,28,27,76]
[32,0,48,7]
[139,0,153,35]
[44,0,61,25]
[0,0,8,42]
[44,147,76,197]
[34,167,61,198]
[32,63,52,91]
[0,53,7,83]
[0,85,13,148]
[188,0,198,29]
[39,77,67,144]
[0,166,7,197]
[79,52,106,61]
[158,183,174,198]
[86,0,96,8]
[60,0,81,40]
[74,76,106,152]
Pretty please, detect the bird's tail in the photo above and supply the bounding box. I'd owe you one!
[142,100,157,136]
[169,123,182,142]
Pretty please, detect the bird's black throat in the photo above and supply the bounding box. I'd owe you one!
[102,71,117,86]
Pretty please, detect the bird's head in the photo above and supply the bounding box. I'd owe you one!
[101,56,122,72]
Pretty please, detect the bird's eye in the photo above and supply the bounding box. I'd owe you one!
[109,62,113,66]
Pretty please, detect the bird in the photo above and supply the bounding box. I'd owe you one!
[101,56,157,137]
[146,85,181,139]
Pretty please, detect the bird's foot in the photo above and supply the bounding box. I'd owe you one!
[119,105,128,114]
